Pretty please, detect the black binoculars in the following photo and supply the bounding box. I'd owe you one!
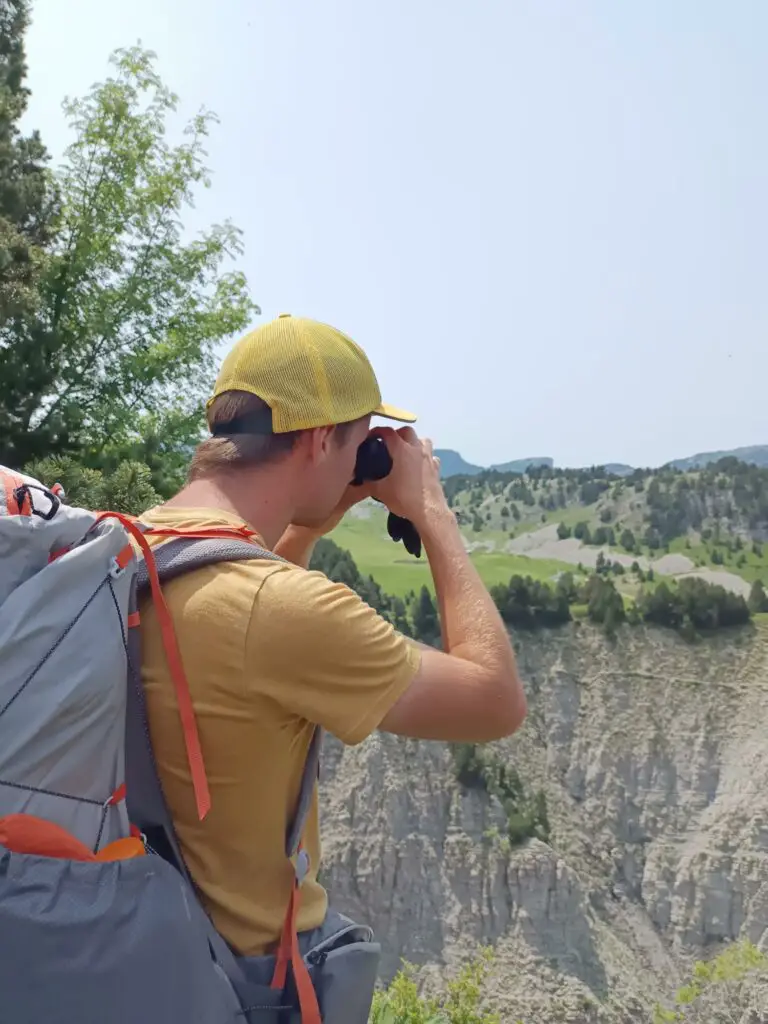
[351,436,422,558]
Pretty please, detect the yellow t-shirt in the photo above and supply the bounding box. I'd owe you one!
[137,505,420,956]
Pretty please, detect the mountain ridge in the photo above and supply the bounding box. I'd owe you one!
[435,445,768,479]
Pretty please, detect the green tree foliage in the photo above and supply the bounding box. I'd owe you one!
[579,479,609,505]
[450,745,550,846]
[652,939,768,1023]
[0,0,58,324]
[621,528,636,551]
[556,522,571,540]
[490,575,571,629]
[573,521,591,543]
[643,460,768,543]
[0,45,257,476]
[23,454,161,517]
[748,579,768,614]
[644,527,662,551]
[581,574,625,635]
[412,585,440,645]
[369,948,501,1024]
[637,578,750,633]
[593,525,616,546]
[555,571,578,604]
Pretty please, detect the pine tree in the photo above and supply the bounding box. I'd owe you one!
[0,0,57,323]
[412,586,439,644]
[748,579,768,614]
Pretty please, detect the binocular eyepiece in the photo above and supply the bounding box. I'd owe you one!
[351,436,422,558]
[351,435,393,485]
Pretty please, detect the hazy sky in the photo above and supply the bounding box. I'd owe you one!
[23,1,768,469]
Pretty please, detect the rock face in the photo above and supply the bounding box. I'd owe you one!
[318,621,768,1022]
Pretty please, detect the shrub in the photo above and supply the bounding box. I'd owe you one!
[450,746,550,846]
[652,939,768,1023]
[369,948,502,1024]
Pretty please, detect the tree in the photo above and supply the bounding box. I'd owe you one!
[412,586,440,644]
[23,454,161,517]
[573,521,591,543]
[621,528,636,551]
[556,522,571,540]
[637,578,751,633]
[748,579,768,614]
[390,597,413,637]
[0,45,257,479]
[581,575,625,635]
[491,575,571,629]
[0,0,59,323]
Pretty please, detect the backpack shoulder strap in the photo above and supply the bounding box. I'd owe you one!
[134,534,286,588]
[127,535,321,877]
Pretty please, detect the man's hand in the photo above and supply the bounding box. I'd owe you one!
[368,427,448,532]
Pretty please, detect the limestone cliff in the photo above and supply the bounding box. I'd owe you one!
[318,620,768,1022]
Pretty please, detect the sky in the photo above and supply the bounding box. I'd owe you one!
[22,0,768,469]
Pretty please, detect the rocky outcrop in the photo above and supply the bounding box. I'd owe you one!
[319,621,768,1021]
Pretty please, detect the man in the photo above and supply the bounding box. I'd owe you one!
[138,313,526,960]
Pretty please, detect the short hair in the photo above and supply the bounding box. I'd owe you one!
[188,390,361,482]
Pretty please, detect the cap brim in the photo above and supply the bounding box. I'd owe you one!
[373,402,417,424]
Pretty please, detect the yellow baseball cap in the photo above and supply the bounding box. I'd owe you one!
[208,313,416,433]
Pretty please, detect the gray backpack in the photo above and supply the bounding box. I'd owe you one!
[0,465,381,1024]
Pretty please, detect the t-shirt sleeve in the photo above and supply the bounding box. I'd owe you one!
[245,566,421,745]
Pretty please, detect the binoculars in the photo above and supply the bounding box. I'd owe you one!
[351,436,422,558]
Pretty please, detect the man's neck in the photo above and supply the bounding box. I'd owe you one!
[163,471,295,551]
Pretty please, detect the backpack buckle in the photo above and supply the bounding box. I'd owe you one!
[109,557,126,579]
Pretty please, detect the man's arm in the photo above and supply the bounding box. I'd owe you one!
[272,525,319,569]
[370,429,526,744]
[379,507,525,742]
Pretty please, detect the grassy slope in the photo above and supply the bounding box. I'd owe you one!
[331,479,768,599]
[330,505,576,596]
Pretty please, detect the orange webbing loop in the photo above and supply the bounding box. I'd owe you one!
[92,511,211,821]
[0,814,144,862]
[270,875,322,1024]
[2,471,32,516]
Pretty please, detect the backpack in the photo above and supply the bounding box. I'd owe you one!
[0,465,381,1024]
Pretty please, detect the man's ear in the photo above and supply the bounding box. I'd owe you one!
[303,425,336,464]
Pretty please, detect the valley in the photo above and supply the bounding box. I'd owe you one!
[320,619,768,1022]
[331,457,768,611]
[318,453,768,1020]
